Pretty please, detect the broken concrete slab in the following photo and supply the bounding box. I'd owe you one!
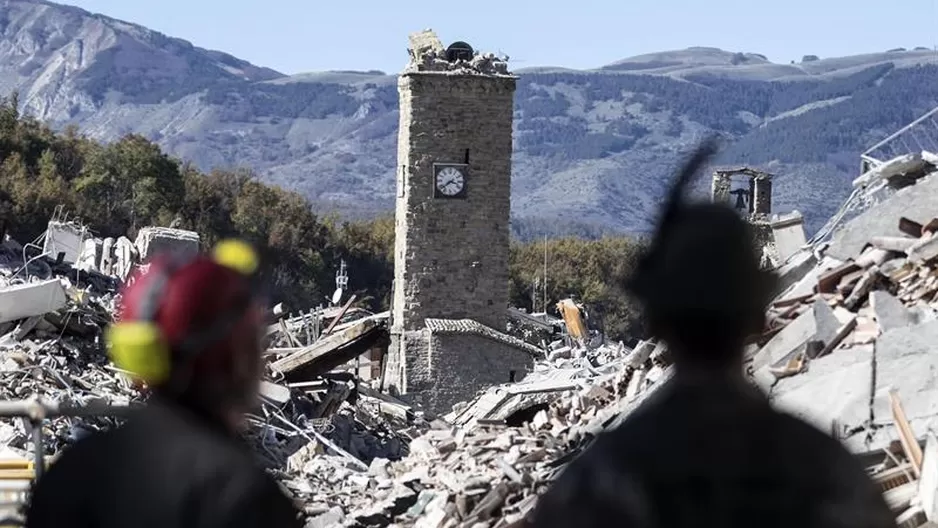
[752,300,841,371]
[770,344,874,437]
[830,172,938,260]
[407,30,445,61]
[871,320,938,443]
[259,381,292,406]
[774,249,818,295]
[133,227,200,261]
[0,280,67,324]
[853,152,926,189]
[871,291,916,332]
[112,236,137,280]
[771,212,807,264]
[41,220,86,264]
[77,238,100,272]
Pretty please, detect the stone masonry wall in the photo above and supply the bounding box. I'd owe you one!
[404,332,534,416]
[391,72,517,334]
[382,330,429,399]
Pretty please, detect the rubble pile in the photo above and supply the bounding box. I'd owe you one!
[286,341,670,528]
[747,150,938,527]
[404,29,510,77]
[0,220,421,525]
[6,147,938,527]
[0,232,132,458]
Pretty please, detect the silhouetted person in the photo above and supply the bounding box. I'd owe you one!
[528,140,896,528]
[26,241,302,528]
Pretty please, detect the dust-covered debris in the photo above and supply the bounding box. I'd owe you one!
[404,29,511,76]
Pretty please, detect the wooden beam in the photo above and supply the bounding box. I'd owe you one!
[270,319,377,375]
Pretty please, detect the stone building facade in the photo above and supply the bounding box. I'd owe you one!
[382,31,537,414]
[387,319,540,416]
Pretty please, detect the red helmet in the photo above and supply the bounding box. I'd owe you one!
[115,249,266,399]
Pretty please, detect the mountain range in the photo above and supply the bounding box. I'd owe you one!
[4,0,938,238]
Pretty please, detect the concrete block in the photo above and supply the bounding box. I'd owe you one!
[42,221,85,264]
[871,291,915,332]
[771,344,873,437]
[753,299,841,371]
[0,279,67,324]
[872,320,938,441]
[134,227,200,261]
[775,250,818,296]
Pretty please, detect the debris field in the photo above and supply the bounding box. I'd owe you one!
[4,141,938,528]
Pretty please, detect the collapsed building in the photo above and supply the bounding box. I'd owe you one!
[0,28,937,528]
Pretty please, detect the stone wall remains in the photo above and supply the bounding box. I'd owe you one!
[397,331,534,416]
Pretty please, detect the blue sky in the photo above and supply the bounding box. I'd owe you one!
[62,0,937,75]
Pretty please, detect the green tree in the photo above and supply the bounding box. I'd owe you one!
[74,134,184,236]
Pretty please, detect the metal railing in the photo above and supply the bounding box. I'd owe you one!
[0,397,133,481]
[0,397,132,525]
[809,103,938,249]
[861,105,938,173]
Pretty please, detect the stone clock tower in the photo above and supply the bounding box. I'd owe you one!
[390,32,516,333]
[383,31,534,413]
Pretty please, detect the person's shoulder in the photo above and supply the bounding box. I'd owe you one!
[767,409,896,524]
[198,463,302,527]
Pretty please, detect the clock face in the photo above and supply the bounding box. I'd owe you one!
[435,166,465,196]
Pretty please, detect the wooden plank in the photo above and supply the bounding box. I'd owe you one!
[322,295,358,336]
[771,293,814,308]
[891,390,924,478]
[924,218,938,236]
[818,262,861,294]
[270,319,376,374]
[0,470,32,480]
[899,217,924,237]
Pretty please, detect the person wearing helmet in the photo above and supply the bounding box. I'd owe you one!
[26,241,302,528]
[527,140,896,528]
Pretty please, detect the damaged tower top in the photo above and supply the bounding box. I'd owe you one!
[711,167,778,269]
[711,167,773,219]
[404,29,511,76]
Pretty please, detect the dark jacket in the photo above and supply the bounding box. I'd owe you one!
[25,399,302,528]
[529,374,897,528]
